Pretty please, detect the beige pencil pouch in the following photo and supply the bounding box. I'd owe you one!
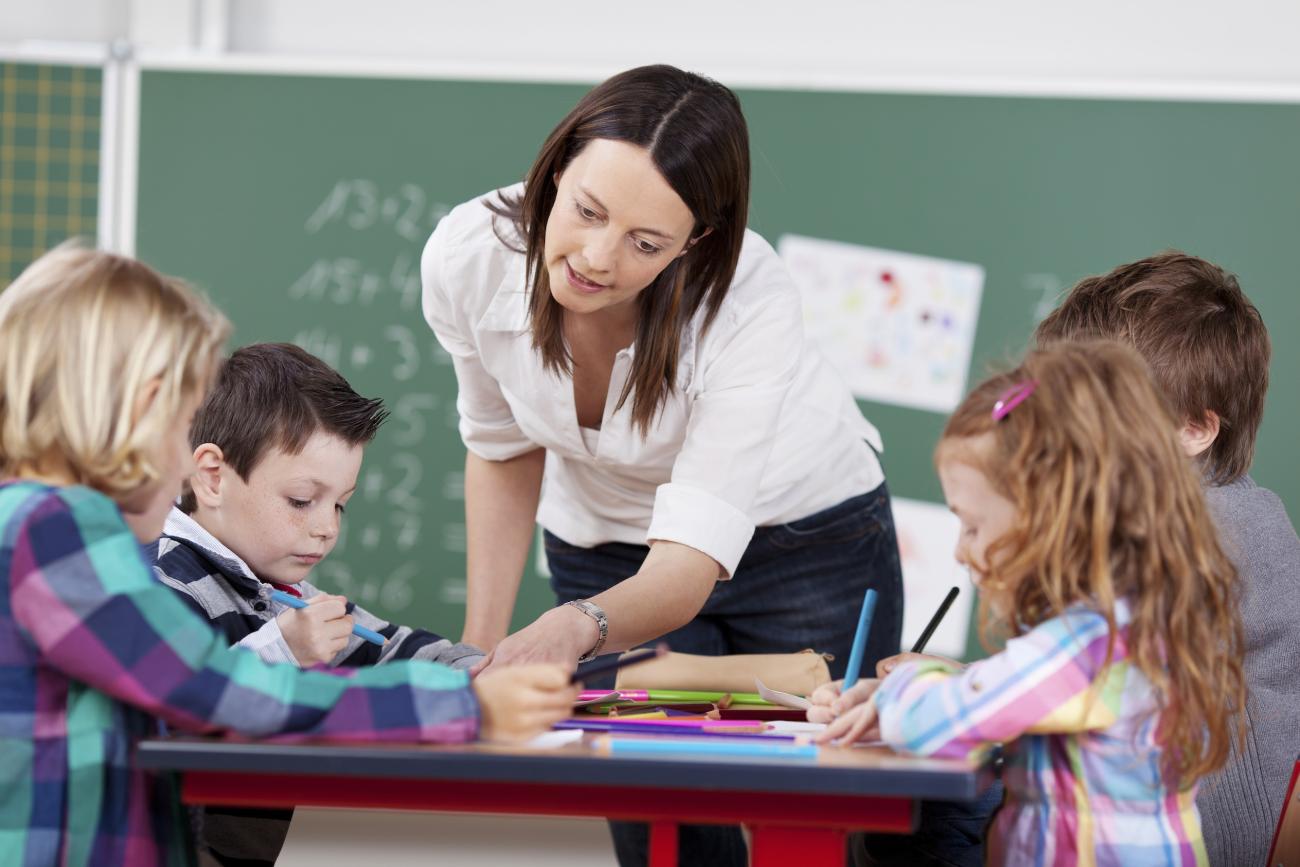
[614,649,831,697]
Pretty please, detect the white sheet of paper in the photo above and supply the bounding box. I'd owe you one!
[754,678,812,710]
[778,234,984,413]
[524,729,585,749]
[893,497,975,659]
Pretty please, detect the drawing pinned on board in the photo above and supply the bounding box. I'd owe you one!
[778,235,984,413]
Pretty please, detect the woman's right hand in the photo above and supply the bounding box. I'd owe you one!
[475,603,599,675]
[473,663,578,743]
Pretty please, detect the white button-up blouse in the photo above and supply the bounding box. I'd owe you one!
[422,187,885,578]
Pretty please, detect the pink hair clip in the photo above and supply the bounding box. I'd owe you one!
[991,380,1037,421]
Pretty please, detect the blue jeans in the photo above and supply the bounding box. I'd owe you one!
[546,482,904,867]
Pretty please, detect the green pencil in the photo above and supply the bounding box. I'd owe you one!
[618,690,773,705]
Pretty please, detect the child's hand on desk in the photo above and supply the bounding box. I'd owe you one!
[474,664,578,743]
[875,651,963,678]
[277,594,354,667]
[814,693,881,745]
[806,680,845,724]
[806,678,882,723]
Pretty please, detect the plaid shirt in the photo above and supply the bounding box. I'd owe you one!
[0,481,479,867]
[876,602,1208,867]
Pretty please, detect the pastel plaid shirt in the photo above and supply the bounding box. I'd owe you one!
[876,601,1208,866]
[0,481,479,867]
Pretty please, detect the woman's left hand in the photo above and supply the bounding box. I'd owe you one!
[477,604,597,675]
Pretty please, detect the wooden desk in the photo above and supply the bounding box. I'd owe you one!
[137,736,993,867]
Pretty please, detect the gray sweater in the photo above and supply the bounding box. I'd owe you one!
[1199,475,1300,867]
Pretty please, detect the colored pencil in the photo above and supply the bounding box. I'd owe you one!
[910,587,960,653]
[570,644,667,685]
[842,588,879,691]
[598,736,818,759]
[269,589,385,646]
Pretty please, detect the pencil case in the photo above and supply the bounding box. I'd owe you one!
[615,649,831,697]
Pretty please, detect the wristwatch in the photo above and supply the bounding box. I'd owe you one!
[565,599,608,662]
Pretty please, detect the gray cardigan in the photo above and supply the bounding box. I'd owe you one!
[1199,475,1300,867]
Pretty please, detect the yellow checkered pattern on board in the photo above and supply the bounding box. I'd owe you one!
[1,62,101,286]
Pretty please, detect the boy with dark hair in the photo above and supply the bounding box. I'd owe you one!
[156,341,483,669]
[1035,251,1300,867]
[150,342,484,865]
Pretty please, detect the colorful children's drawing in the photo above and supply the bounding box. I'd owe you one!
[778,234,984,413]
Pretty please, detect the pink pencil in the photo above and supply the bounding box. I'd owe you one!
[603,718,769,728]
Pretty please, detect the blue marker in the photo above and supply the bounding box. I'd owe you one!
[603,736,817,760]
[841,587,878,691]
[270,589,386,646]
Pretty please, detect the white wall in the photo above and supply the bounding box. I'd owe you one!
[4,0,1300,90]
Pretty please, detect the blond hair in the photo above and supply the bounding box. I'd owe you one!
[939,340,1245,782]
[0,243,231,497]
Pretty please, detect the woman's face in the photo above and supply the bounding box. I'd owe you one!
[543,138,698,321]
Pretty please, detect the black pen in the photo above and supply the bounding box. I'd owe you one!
[910,587,960,653]
[570,642,669,685]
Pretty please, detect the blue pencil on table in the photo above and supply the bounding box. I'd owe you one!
[841,587,878,691]
[600,736,818,760]
[269,589,386,646]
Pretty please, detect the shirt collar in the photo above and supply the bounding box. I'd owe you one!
[161,506,265,597]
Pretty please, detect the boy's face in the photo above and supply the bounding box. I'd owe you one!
[208,432,362,585]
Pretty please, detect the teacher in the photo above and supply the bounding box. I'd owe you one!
[422,62,903,685]
[422,63,903,865]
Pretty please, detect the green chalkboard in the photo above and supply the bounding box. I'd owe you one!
[135,70,1300,660]
[0,61,101,286]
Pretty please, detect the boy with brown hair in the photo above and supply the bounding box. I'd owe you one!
[1035,251,1300,867]
[154,342,482,671]
[150,342,488,865]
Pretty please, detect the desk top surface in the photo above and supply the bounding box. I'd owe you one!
[137,735,993,801]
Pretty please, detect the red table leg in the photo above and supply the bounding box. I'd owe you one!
[648,821,678,867]
[749,825,847,867]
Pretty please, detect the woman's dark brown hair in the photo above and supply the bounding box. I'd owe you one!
[490,64,750,435]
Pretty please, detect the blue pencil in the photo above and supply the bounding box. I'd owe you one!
[601,736,818,760]
[269,589,386,646]
[841,587,879,691]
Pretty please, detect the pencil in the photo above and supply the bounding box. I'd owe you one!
[597,735,818,759]
[269,589,386,646]
[842,588,879,691]
[569,643,667,685]
[910,586,960,653]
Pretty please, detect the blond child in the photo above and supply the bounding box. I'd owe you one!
[0,246,575,867]
[812,340,1246,865]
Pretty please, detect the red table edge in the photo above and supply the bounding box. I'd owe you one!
[181,771,916,867]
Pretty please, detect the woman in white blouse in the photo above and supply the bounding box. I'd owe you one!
[423,62,905,866]
[424,62,903,689]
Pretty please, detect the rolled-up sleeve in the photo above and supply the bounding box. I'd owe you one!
[646,241,804,578]
[421,216,536,461]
